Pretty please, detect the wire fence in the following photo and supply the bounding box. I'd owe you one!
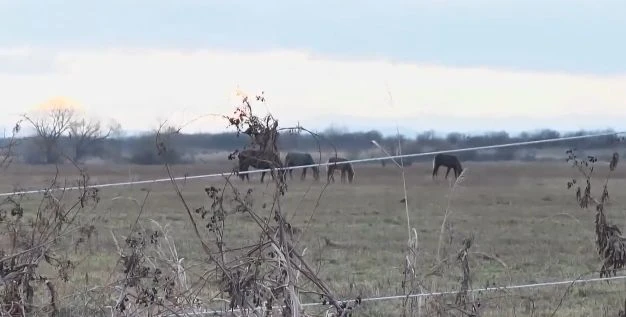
[168,273,626,316]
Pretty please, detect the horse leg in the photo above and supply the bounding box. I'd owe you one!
[301,168,306,181]
[432,165,440,179]
[239,165,249,182]
[445,167,452,179]
[242,166,249,182]
[261,171,266,183]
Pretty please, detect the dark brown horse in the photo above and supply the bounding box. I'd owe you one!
[432,153,463,180]
[284,152,320,181]
[237,149,285,183]
[326,157,355,183]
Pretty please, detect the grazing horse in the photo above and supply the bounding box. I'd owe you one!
[326,157,355,183]
[284,152,320,181]
[432,153,464,180]
[237,149,285,183]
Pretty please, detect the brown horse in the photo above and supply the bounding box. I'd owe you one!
[326,157,355,183]
[432,153,464,180]
[237,149,286,183]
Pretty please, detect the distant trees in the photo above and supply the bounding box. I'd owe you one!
[23,106,74,164]
[7,105,621,166]
[69,118,121,162]
[446,132,465,145]
[22,99,120,164]
[129,125,185,165]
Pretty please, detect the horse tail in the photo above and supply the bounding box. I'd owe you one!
[284,153,291,166]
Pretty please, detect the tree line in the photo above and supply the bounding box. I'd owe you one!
[3,106,621,165]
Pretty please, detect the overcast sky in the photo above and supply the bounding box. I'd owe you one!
[1,0,625,136]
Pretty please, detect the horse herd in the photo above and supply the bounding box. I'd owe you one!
[235,149,464,184]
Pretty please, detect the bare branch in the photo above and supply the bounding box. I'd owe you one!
[22,106,75,164]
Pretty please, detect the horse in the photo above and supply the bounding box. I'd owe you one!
[237,149,286,183]
[284,152,320,181]
[432,153,464,180]
[326,157,355,183]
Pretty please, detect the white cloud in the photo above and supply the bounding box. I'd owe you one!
[1,47,625,134]
[0,46,61,75]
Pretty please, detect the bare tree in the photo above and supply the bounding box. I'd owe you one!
[69,118,120,162]
[23,107,75,164]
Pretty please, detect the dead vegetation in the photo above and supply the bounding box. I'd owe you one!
[0,90,625,316]
[0,168,99,316]
[147,91,359,316]
[566,148,625,277]
[565,146,626,316]
[0,121,22,169]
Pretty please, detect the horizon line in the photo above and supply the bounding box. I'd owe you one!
[3,125,620,140]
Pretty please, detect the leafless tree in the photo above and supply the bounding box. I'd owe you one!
[23,107,75,164]
[69,118,121,162]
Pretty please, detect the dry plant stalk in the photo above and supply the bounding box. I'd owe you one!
[399,167,482,317]
[112,215,197,316]
[433,169,467,291]
[380,87,427,317]
[454,235,479,316]
[424,169,481,317]
[0,162,99,316]
[565,146,626,317]
[0,121,22,169]
[124,91,360,317]
[566,148,625,277]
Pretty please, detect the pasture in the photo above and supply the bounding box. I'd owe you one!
[2,158,626,316]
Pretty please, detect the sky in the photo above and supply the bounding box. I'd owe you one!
[1,0,625,137]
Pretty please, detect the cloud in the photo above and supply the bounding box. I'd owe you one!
[1,47,625,134]
[0,47,61,75]
[2,1,625,74]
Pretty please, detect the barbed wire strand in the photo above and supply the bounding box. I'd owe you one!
[167,273,626,316]
[1,130,623,198]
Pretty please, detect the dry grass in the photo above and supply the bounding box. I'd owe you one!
[1,158,626,315]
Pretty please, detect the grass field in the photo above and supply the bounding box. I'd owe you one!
[2,158,626,316]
